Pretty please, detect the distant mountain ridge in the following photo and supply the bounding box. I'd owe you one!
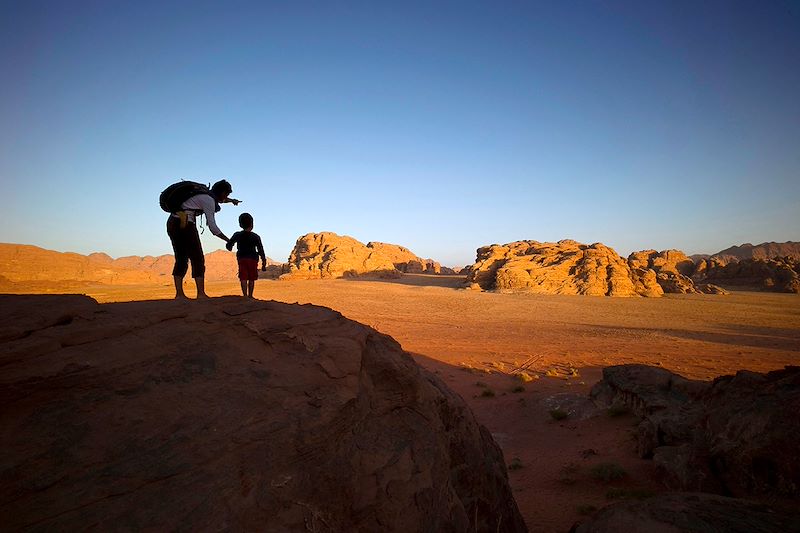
[710,241,800,262]
[0,243,279,286]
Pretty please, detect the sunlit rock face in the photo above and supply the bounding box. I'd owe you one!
[366,241,447,274]
[283,232,400,279]
[466,239,663,297]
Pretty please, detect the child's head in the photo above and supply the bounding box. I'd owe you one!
[238,212,254,230]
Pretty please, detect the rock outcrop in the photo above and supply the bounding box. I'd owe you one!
[571,492,800,533]
[694,257,799,293]
[365,242,450,274]
[628,249,696,277]
[465,240,663,297]
[591,365,800,499]
[627,249,728,295]
[0,294,526,532]
[283,233,400,279]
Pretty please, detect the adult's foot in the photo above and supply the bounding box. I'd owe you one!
[196,292,209,299]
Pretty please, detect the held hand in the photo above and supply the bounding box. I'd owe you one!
[226,242,233,251]
[229,198,241,206]
[261,264,267,271]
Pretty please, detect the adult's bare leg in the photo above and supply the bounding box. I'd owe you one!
[240,281,247,297]
[195,276,208,298]
[248,280,255,298]
[173,275,187,299]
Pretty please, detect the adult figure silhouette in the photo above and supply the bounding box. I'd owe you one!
[166,179,239,299]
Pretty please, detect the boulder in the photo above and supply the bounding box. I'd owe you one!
[466,240,663,297]
[591,365,800,499]
[628,249,696,277]
[0,294,526,532]
[656,272,699,294]
[571,492,800,533]
[628,250,702,294]
[284,233,400,279]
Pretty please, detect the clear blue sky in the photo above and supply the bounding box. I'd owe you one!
[1,0,798,267]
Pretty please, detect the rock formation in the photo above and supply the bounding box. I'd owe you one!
[591,364,800,499]
[365,242,449,274]
[628,249,696,277]
[465,240,663,297]
[694,257,799,293]
[571,492,800,533]
[627,249,728,295]
[283,233,400,279]
[0,294,526,532]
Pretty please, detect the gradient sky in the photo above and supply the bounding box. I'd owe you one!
[1,0,798,267]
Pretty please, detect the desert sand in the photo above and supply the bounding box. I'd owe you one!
[8,274,798,532]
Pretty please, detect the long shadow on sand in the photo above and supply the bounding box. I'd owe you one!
[581,323,800,352]
[344,273,466,289]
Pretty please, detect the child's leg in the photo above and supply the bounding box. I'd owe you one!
[240,280,247,296]
[248,280,255,298]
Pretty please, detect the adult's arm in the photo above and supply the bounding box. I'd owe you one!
[198,195,229,242]
[226,232,239,251]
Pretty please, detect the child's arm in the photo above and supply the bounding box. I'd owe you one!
[256,235,267,270]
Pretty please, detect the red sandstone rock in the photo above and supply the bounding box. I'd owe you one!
[283,233,400,279]
[466,240,663,297]
[0,294,526,532]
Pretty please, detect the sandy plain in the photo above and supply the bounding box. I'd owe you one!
[8,274,800,532]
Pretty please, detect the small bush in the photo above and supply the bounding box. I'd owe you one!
[515,372,537,383]
[549,408,568,421]
[508,457,523,470]
[576,504,597,516]
[590,462,627,483]
[511,385,525,393]
[480,388,496,398]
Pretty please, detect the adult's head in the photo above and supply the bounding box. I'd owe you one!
[211,179,232,202]
[238,212,254,230]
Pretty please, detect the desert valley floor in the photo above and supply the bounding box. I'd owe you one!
[7,275,800,532]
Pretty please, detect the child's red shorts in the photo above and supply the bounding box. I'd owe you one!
[237,258,259,281]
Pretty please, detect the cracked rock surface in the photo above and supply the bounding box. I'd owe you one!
[0,295,525,532]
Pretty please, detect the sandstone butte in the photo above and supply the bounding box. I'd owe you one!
[465,240,664,297]
[282,232,455,280]
[0,294,526,532]
[366,242,455,275]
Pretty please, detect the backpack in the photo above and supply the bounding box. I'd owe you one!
[159,181,212,213]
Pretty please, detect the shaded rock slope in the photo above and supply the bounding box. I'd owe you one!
[571,492,800,533]
[591,364,800,499]
[0,295,525,532]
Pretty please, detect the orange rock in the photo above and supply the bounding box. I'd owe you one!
[467,240,663,297]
